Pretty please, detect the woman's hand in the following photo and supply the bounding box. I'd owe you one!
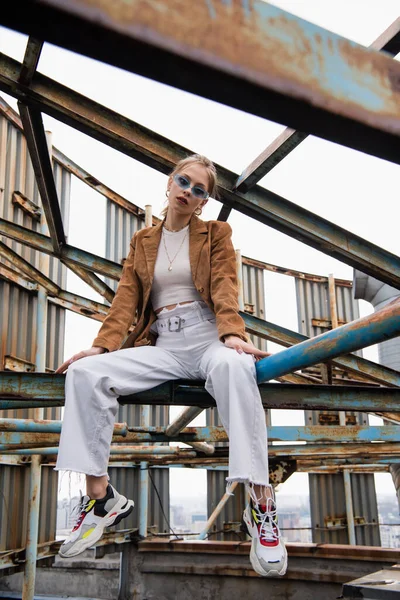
[55,346,106,374]
[223,335,271,361]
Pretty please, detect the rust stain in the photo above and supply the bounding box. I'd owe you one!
[58,0,400,131]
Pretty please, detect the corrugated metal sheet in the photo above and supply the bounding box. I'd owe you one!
[295,277,380,545]
[105,198,170,533]
[207,261,267,539]
[105,201,143,293]
[0,105,69,551]
[310,472,380,545]
[0,464,57,550]
[242,262,267,352]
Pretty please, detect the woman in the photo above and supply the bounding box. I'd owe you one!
[55,154,287,577]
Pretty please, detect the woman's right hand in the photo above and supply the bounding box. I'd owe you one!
[55,346,106,374]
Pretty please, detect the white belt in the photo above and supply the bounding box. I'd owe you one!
[154,305,215,334]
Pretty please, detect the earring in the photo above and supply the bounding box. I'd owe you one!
[165,190,170,198]
[194,207,202,216]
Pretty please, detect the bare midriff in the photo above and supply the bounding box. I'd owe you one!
[155,300,194,314]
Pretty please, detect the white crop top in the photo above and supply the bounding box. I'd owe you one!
[150,226,203,311]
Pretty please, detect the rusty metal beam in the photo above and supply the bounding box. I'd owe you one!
[0,217,122,279]
[234,129,308,194]
[61,259,115,304]
[266,442,400,461]
[52,146,152,220]
[0,262,37,291]
[2,372,400,414]
[3,424,400,445]
[126,442,400,464]
[17,103,66,253]
[242,255,353,286]
[2,2,400,165]
[0,239,58,295]
[19,37,43,86]
[49,293,106,321]
[296,463,390,474]
[0,238,108,320]
[371,16,400,55]
[1,55,400,288]
[227,18,400,201]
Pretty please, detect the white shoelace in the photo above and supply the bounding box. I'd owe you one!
[252,498,280,543]
[70,494,90,525]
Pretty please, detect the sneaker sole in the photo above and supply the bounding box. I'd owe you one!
[59,497,134,558]
[250,540,288,577]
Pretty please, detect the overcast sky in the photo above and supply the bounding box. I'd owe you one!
[1,0,399,505]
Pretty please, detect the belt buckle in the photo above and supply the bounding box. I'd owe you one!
[168,316,182,332]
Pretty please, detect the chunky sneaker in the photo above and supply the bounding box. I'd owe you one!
[59,484,134,558]
[243,496,287,577]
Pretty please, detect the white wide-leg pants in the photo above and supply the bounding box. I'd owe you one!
[56,308,269,487]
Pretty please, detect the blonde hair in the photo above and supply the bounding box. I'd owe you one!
[161,154,218,217]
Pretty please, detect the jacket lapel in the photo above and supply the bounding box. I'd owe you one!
[189,215,208,281]
[142,220,163,287]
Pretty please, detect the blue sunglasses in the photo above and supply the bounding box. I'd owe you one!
[173,174,210,200]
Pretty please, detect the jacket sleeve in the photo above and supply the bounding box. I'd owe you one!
[92,233,140,352]
[210,221,248,342]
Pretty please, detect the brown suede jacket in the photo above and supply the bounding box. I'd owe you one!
[92,215,248,352]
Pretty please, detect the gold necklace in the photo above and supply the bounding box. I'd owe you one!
[163,222,188,233]
[162,228,189,271]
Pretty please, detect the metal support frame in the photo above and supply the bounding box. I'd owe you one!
[0,216,121,278]
[0,10,400,593]
[2,3,400,164]
[1,54,400,287]
[18,103,66,253]
[3,372,400,413]
[343,469,356,546]
[217,18,400,219]
[21,455,42,600]
[61,259,115,304]
[3,423,400,446]
[329,273,357,544]
[0,235,109,319]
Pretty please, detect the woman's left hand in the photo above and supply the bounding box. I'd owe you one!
[223,335,271,361]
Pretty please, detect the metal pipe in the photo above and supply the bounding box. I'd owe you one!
[1,445,196,456]
[0,401,62,410]
[22,455,42,600]
[138,407,150,537]
[197,481,238,540]
[144,204,152,227]
[242,311,400,388]
[165,406,204,437]
[23,163,50,599]
[256,298,400,383]
[139,461,149,538]
[0,417,127,435]
[185,441,214,455]
[343,470,356,545]
[329,273,354,527]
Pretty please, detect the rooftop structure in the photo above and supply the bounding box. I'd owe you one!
[0,2,400,599]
